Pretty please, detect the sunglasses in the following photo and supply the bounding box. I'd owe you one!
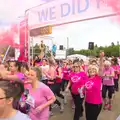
[73,66,79,68]
[0,96,9,100]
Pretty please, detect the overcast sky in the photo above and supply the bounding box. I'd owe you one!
[0,0,120,50]
[51,17,120,50]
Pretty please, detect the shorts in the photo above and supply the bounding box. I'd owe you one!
[102,85,114,99]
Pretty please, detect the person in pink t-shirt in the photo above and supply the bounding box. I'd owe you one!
[0,61,25,82]
[111,58,119,91]
[55,60,64,109]
[3,61,32,91]
[66,62,87,120]
[84,51,104,120]
[0,61,31,114]
[25,67,56,120]
[102,60,115,110]
[62,60,70,91]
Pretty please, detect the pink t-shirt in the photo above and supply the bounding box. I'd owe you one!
[102,67,114,86]
[112,65,119,79]
[85,75,102,104]
[29,82,54,120]
[70,72,87,95]
[56,67,62,83]
[16,73,32,90]
[62,67,71,80]
[24,80,32,90]
[118,65,120,74]
[16,73,25,81]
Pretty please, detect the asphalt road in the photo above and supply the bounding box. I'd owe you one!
[50,91,120,120]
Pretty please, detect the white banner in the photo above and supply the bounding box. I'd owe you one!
[27,0,116,29]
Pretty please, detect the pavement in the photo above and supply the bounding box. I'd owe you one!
[50,91,120,120]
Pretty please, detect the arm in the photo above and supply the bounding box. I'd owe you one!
[110,71,115,77]
[36,86,56,111]
[98,52,104,76]
[39,44,42,50]
[39,96,56,110]
[106,69,114,78]
[44,67,55,80]
[2,75,20,81]
[66,81,71,90]
[0,71,20,81]
[80,66,84,72]
[43,71,52,80]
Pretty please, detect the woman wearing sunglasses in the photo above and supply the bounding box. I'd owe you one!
[0,80,31,120]
[66,62,87,120]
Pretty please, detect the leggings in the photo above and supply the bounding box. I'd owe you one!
[56,83,64,99]
[85,102,102,120]
[72,94,84,120]
[48,84,61,111]
[62,79,69,91]
[114,79,119,91]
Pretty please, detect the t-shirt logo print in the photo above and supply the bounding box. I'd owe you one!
[71,76,81,82]
[85,81,94,89]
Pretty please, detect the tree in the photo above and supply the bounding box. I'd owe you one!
[72,43,120,57]
[67,48,74,55]
[117,41,119,45]
[94,44,98,48]
[111,42,115,46]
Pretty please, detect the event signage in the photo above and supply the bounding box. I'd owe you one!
[30,25,52,36]
[27,0,115,29]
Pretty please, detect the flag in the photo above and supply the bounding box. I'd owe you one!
[18,16,28,62]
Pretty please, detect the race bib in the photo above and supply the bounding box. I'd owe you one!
[26,95,35,108]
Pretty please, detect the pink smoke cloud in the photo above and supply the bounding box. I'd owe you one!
[100,0,120,22]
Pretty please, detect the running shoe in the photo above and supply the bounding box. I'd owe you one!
[116,89,119,92]
[108,104,112,111]
[49,111,54,116]
[103,103,108,110]
[80,112,83,117]
[60,104,64,113]
[51,104,58,108]
[71,99,75,109]
[72,104,75,109]
[64,96,67,104]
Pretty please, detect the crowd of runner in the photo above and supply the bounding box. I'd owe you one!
[0,51,120,120]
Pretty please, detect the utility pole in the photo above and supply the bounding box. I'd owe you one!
[66,37,69,58]
[67,37,69,50]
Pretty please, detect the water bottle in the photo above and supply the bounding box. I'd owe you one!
[78,87,84,98]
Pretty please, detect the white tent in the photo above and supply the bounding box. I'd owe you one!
[67,54,88,60]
